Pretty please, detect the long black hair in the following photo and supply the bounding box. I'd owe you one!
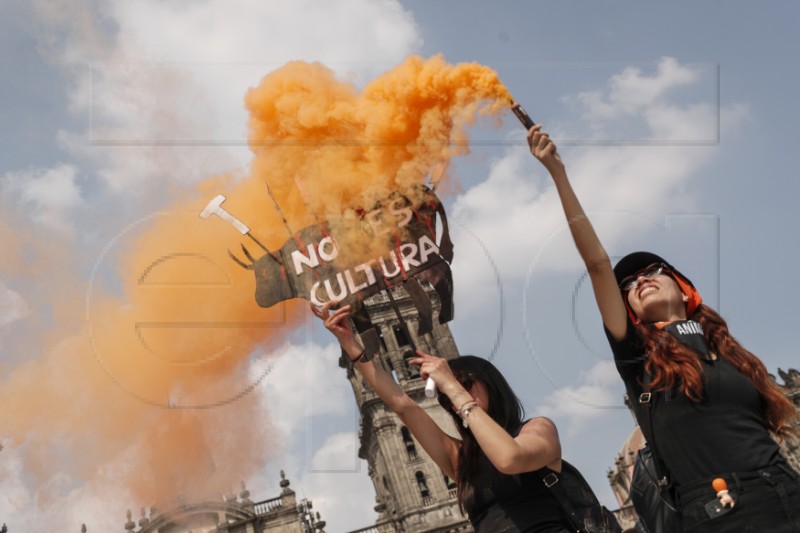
[437,355,525,513]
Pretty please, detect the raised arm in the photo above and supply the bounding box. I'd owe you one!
[528,125,628,340]
[410,352,561,475]
[311,302,460,479]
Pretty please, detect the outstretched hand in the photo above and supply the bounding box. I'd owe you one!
[310,301,360,352]
[527,124,565,177]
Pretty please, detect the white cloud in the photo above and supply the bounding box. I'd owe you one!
[573,57,700,121]
[245,342,378,532]
[296,432,378,533]
[36,0,423,195]
[0,441,33,521]
[449,59,749,317]
[110,0,420,65]
[535,360,624,436]
[2,163,82,234]
[0,439,138,533]
[252,340,351,441]
[248,343,383,532]
[451,140,705,287]
[0,282,30,327]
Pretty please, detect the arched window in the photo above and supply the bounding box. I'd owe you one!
[401,426,418,460]
[377,327,388,352]
[444,474,457,490]
[415,471,430,499]
[393,324,410,347]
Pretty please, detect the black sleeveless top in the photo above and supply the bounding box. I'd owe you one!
[605,318,783,486]
[467,447,569,532]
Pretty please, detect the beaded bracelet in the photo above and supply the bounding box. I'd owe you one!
[456,398,477,414]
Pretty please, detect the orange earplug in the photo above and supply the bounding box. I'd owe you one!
[712,478,728,493]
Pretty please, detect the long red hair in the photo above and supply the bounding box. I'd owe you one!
[637,304,797,438]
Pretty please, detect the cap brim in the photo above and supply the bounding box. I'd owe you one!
[613,251,671,284]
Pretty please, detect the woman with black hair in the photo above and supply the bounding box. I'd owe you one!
[528,123,800,532]
[311,301,615,533]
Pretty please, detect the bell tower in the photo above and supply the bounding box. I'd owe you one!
[342,286,471,533]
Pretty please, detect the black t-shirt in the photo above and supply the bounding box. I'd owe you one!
[605,318,783,487]
[468,453,568,533]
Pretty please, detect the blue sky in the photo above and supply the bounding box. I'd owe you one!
[2,1,800,531]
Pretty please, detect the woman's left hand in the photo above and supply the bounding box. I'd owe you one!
[310,301,362,356]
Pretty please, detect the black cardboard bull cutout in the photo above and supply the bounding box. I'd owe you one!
[225,185,455,361]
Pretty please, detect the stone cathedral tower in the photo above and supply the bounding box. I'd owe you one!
[342,288,472,533]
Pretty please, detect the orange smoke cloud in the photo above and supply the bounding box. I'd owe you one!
[0,54,511,514]
[2,197,295,505]
[243,54,511,261]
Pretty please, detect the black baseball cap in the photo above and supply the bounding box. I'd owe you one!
[613,251,695,288]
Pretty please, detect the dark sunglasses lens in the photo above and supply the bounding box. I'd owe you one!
[620,264,665,291]
[643,264,663,278]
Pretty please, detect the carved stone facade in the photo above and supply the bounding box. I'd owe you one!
[125,473,320,533]
[607,367,800,532]
[342,287,470,533]
[777,368,800,473]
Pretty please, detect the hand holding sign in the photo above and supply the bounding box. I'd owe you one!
[311,302,360,355]
[201,184,451,402]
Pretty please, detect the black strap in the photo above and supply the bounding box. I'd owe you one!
[509,422,620,532]
[536,469,583,531]
[634,373,671,487]
[535,462,621,533]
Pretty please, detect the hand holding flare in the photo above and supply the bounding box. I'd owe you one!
[509,99,535,129]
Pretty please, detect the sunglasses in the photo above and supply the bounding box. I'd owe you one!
[619,263,670,292]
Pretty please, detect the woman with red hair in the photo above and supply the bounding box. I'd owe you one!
[528,124,800,532]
